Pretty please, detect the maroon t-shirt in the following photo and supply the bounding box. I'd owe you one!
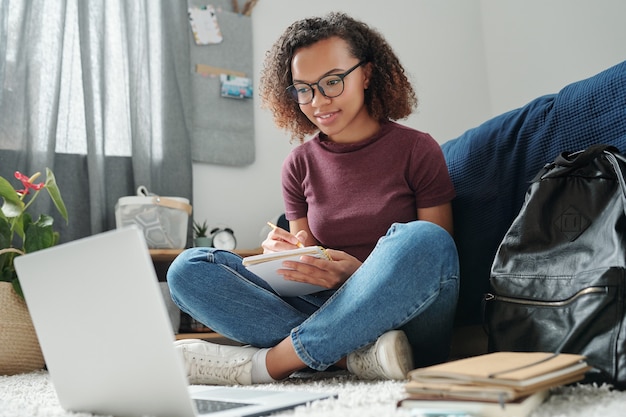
[281,121,455,262]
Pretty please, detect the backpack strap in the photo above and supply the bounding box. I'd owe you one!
[554,144,620,168]
[532,144,621,182]
[605,150,626,211]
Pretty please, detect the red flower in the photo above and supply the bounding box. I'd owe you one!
[14,171,45,196]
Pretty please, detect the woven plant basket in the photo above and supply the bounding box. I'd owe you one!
[0,281,45,375]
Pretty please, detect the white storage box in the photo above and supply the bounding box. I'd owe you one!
[115,186,192,249]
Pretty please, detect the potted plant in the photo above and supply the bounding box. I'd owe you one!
[0,168,68,375]
[193,219,212,247]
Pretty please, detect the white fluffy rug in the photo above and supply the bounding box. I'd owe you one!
[1,370,626,417]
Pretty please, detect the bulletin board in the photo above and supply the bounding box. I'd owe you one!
[187,0,256,166]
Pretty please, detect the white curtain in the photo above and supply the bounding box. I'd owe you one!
[0,0,193,243]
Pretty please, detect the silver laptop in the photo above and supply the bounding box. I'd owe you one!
[15,227,332,417]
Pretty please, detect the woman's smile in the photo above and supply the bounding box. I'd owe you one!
[314,110,340,126]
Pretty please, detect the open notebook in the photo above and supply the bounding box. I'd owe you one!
[15,227,333,417]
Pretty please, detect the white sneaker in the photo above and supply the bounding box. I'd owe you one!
[174,339,259,385]
[346,330,414,380]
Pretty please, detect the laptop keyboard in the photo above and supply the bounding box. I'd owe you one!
[194,398,255,413]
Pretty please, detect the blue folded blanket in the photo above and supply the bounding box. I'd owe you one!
[442,60,626,325]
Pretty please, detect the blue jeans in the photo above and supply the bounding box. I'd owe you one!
[167,221,459,370]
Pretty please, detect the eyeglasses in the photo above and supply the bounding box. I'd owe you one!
[286,61,366,105]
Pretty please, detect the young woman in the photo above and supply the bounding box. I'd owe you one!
[167,12,459,385]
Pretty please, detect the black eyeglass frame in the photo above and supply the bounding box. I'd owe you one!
[286,61,367,105]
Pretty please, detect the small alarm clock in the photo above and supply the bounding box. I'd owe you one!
[210,227,237,250]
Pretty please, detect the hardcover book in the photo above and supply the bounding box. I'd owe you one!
[398,389,549,417]
[405,352,590,402]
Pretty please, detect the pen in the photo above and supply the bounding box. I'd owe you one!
[267,221,304,248]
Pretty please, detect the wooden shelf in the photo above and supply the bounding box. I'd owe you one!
[233,247,264,257]
[176,332,222,340]
[149,247,262,262]
[149,249,184,262]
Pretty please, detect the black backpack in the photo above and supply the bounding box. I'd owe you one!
[485,144,626,388]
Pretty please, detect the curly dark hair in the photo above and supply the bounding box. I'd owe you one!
[259,12,418,143]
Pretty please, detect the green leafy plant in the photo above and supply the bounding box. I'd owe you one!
[193,219,209,238]
[0,169,68,298]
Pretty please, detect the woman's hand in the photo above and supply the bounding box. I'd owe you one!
[277,249,361,290]
[261,226,308,253]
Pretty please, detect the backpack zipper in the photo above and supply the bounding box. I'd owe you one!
[485,286,608,307]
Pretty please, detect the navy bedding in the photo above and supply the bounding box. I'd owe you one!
[442,60,626,325]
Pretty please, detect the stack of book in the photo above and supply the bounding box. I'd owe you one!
[398,352,591,417]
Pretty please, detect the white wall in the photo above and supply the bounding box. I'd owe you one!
[480,0,626,114]
[192,0,626,250]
